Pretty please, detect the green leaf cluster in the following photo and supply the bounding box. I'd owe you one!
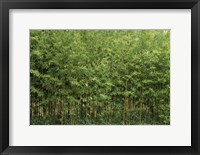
[30,30,170,125]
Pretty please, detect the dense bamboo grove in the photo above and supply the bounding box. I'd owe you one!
[30,30,170,125]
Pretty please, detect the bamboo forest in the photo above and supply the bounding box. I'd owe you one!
[30,30,170,125]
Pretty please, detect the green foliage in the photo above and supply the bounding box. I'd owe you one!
[30,30,170,125]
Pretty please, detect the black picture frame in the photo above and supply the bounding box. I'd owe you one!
[0,0,200,154]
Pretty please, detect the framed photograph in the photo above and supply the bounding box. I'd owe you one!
[0,0,199,154]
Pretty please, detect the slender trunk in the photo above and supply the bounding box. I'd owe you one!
[140,87,143,124]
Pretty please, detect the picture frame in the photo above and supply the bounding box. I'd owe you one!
[0,0,199,154]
